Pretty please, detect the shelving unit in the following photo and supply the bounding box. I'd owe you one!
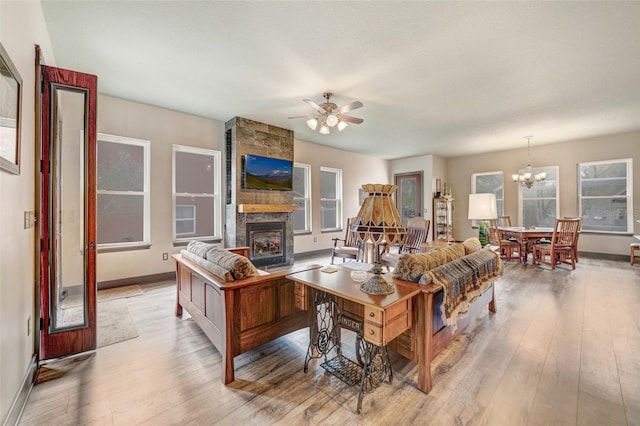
[433,196,455,242]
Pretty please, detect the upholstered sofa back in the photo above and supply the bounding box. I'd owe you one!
[180,241,259,282]
[392,237,482,282]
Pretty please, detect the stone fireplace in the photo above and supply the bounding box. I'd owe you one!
[224,117,295,267]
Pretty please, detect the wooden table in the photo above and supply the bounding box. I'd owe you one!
[287,269,421,412]
[498,226,554,262]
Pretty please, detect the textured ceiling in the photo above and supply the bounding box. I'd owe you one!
[40,1,640,160]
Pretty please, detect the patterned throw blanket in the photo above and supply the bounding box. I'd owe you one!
[420,249,503,331]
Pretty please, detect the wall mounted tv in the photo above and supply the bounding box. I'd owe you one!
[242,154,293,191]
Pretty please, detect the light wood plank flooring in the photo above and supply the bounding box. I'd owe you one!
[20,255,640,425]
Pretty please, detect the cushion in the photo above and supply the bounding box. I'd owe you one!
[186,241,219,259]
[462,237,482,255]
[180,250,234,282]
[206,248,258,280]
[392,243,466,282]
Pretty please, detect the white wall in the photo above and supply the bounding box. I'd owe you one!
[96,95,224,282]
[293,139,390,254]
[447,131,640,255]
[0,1,56,420]
[389,154,448,241]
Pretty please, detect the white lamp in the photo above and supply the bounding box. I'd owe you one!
[468,193,498,246]
[326,114,339,127]
[337,120,348,131]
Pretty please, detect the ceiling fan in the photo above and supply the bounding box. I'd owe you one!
[288,92,364,134]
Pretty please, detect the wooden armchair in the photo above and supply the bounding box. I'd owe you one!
[532,218,581,270]
[331,217,362,264]
[381,217,430,268]
[489,219,521,262]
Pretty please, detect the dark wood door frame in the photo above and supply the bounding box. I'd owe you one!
[38,58,98,360]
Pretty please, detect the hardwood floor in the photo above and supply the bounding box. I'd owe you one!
[20,255,640,425]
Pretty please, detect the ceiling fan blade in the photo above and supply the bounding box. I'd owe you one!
[303,99,326,114]
[339,115,364,124]
[288,114,317,120]
[338,100,363,114]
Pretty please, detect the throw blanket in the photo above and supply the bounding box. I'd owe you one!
[420,249,503,331]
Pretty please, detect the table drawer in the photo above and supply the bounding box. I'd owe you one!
[294,282,306,310]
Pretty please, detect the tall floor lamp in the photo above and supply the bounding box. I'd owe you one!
[468,193,497,247]
[352,184,406,295]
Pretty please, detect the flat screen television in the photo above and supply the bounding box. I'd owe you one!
[242,154,293,191]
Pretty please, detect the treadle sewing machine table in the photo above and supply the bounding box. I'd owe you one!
[287,269,420,413]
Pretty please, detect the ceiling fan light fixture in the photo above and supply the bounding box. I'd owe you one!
[319,124,330,135]
[326,114,339,127]
[306,118,318,130]
[337,120,348,132]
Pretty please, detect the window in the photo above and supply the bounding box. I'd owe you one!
[175,205,196,236]
[578,159,632,233]
[293,163,311,233]
[97,134,150,248]
[320,166,342,231]
[518,166,559,228]
[471,171,504,226]
[173,145,222,242]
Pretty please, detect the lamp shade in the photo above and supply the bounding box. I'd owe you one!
[468,193,498,220]
[352,184,406,245]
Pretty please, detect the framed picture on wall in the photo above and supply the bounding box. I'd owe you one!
[394,171,423,225]
[0,42,22,175]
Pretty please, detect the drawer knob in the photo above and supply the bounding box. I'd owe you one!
[369,330,374,335]
[369,312,375,317]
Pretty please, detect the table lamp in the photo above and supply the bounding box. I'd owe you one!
[468,193,497,246]
[351,184,406,295]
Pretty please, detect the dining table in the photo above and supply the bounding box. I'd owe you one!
[497,226,554,263]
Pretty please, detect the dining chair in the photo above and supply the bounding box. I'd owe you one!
[563,216,582,262]
[532,218,581,270]
[489,219,521,262]
[331,217,362,264]
[497,216,512,227]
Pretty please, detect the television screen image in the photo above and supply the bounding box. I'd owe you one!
[243,154,293,191]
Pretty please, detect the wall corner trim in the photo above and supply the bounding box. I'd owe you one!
[2,354,37,426]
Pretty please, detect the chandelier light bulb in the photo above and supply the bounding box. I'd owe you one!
[306,118,318,130]
[326,114,339,127]
[337,121,348,131]
[319,124,330,135]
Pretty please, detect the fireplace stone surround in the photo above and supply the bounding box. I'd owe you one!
[224,117,295,267]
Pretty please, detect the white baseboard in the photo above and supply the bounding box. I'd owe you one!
[2,354,37,426]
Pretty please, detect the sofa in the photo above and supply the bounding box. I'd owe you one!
[173,242,320,384]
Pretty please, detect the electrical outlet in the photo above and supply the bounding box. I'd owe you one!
[27,316,31,336]
[162,253,169,260]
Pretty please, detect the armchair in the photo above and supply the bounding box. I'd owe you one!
[331,217,362,264]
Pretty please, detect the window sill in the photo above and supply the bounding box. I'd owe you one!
[321,228,343,234]
[98,243,151,253]
[173,238,222,247]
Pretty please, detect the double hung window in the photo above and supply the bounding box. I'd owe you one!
[320,167,342,231]
[293,163,311,233]
[97,133,150,248]
[471,171,504,226]
[519,166,559,228]
[173,145,222,242]
[578,159,632,233]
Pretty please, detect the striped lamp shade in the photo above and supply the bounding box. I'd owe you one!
[352,184,406,245]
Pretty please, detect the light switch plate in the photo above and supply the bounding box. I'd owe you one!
[24,211,36,229]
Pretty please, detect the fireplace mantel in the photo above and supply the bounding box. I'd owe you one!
[237,204,297,214]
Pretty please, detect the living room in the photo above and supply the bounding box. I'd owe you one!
[2,1,639,424]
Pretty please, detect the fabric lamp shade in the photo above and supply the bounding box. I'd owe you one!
[468,193,497,247]
[468,193,498,220]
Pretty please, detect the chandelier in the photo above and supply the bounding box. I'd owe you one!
[512,135,546,189]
